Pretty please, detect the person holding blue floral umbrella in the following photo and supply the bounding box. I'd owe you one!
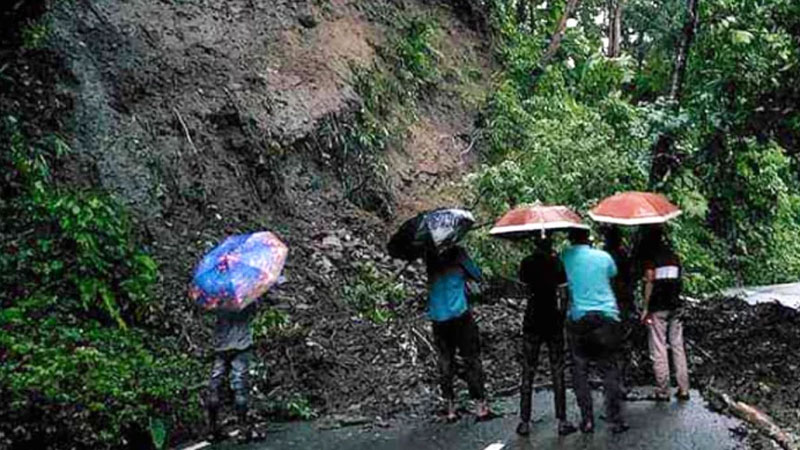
[190,231,288,442]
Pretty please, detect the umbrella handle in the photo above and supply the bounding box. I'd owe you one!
[470,221,494,230]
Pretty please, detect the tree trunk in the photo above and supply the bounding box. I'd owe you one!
[516,0,528,27]
[607,0,624,58]
[536,0,581,70]
[649,0,700,186]
[669,0,699,102]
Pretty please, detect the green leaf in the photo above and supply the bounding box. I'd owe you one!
[730,30,754,45]
[149,417,167,450]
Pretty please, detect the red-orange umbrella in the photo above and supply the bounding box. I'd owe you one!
[489,204,588,239]
[588,191,681,225]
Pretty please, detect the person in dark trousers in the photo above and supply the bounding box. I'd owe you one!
[206,302,260,443]
[638,226,690,401]
[516,236,577,436]
[604,227,635,318]
[561,228,628,434]
[603,226,636,393]
[425,245,491,422]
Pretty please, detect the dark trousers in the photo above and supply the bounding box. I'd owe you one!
[207,349,251,414]
[432,311,487,401]
[519,329,567,422]
[567,314,624,425]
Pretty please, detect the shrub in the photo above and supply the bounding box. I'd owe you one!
[343,261,410,323]
[0,116,201,449]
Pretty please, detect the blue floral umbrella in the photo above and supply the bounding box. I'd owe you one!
[190,231,288,311]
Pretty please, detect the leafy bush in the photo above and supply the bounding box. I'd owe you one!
[0,116,201,449]
[343,262,410,323]
[253,306,291,339]
[392,16,441,90]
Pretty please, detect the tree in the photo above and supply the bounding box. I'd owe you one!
[649,0,699,186]
[536,0,582,71]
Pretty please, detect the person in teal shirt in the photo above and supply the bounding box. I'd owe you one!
[561,229,627,434]
[425,245,490,422]
[561,233,620,322]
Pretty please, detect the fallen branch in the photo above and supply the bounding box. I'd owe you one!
[685,340,713,361]
[410,325,435,356]
[173,107,199,155]
[710,388,798,450]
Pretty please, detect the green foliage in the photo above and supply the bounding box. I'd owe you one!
[285,394,316,420]
[263,393,316,421]
[343,261,410,323]
[474,0,800,291]
[0,116,201,448]
[149,417,167,450]
[392,16,442,90]
[253,306,290,339]
[20,18,49,50]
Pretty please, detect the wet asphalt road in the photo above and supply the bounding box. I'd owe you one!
[203,389,745,450]
[723,282,800,310]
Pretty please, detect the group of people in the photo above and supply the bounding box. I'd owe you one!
[424,225,690,435]
[202,224,690,442]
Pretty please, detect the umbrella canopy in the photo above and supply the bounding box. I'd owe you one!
[190,231,288,312]
[387,208,475,261]
[589,191,681,225]
[489,205,589,239]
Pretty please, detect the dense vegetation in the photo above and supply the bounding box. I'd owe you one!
[0,118,202,448]
[468,0,800,293]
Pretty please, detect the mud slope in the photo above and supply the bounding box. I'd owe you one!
[41,0,492,421]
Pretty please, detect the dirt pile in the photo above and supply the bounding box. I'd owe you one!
[249,227,529,425]
[683,297,800,441]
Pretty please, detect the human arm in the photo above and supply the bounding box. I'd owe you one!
[460,250,482,282]
[641,268,655,322]
[606,253,618,278]
[556,259,569,314]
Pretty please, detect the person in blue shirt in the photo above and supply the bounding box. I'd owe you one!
[561,228,628,434]
[425,245,490,422]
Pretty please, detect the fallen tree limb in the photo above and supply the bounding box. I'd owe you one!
[709,388,798,450]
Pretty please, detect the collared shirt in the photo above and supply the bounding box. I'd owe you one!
[561,244,620,322]
[426,246,481,322]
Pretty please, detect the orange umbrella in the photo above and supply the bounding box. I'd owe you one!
[489,204,589,239]
[588,191,681,225]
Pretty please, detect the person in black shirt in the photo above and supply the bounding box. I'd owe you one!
[516,236,577,436]
[639,226,690,401]
[603,226,636,393]
[604,227,634,318]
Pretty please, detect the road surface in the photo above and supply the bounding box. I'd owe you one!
[723,282,800,310]
[192,389,745,450]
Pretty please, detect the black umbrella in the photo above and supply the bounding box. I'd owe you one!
[387,208,475,261]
